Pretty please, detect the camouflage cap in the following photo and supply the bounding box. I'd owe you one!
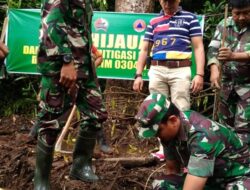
[135,93,171,138]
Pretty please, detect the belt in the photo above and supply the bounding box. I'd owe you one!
[151,60,191,68]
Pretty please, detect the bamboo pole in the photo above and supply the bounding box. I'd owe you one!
[212,4,228,120]
[221,4,229,48]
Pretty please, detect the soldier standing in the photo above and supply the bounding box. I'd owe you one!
[207,0,250,146]
[33,0,108,189]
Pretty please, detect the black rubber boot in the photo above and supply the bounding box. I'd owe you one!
[97,129,112,154]
[34,136,54,190]
[69,128,99,182]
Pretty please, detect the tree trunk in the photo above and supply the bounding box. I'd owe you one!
[115,0,154,13]
[104,0,155,134]
[106,0,154,88]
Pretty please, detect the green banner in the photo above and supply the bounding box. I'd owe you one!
[6,9,204,80]
[6,9,40,75]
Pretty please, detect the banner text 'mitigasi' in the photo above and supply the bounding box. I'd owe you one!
[92,33,144,70]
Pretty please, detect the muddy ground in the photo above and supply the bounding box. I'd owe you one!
[0,114,165,190]
[0,81,214,190]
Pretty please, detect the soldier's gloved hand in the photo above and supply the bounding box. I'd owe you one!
[59,62,77,91]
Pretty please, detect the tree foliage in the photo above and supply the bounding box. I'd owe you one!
[0,0,228,116]
[0,0,112,28]
[0,0,113,116]
[202,0,227,49]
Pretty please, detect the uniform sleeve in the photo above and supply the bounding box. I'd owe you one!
[187,130,225,177]
[245,42,250,53]
[42,1,72,56]
[207,19,224,67]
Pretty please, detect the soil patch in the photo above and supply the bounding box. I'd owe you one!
[0,115,163,190]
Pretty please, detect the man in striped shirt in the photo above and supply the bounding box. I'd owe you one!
[133,0,205,160]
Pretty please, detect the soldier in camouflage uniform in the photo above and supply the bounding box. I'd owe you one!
[207,0,250,146]
[135,93,250,190]
[33,0,108,189]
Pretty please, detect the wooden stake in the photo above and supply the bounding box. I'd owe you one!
[212,4,228,120]
[221,4,229,48]
[0,17,8,42]
[98,156,157,168]
[54,104,77,153]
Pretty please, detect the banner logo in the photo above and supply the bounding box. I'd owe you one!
[133,19,146,33]
[94,18,109,32]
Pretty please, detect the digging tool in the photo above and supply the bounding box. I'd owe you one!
[54,104,77,153]
[55,84,79,153]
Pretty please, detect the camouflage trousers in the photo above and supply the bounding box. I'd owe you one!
[152,174,250,190]
[218,87,250,146]
[33,68,107,145]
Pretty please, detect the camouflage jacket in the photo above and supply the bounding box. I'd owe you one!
[163,110,250,183]
[207,17,250,99]
[37,0,93,75]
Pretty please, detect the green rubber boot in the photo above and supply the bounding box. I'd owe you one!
[34,136,54,190]
[69,128,99,182]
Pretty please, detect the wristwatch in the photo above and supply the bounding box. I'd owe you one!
[63,54,73,64]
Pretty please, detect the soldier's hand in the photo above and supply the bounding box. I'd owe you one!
[133,77,143,92]
[59,62,77,90]
[210,64,220,89]
[217,47,233,61]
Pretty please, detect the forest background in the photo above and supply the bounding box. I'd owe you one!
[0,1,230,189]
[0,0,227,117]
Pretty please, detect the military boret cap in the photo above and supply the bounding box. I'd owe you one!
[135,93,171,138]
